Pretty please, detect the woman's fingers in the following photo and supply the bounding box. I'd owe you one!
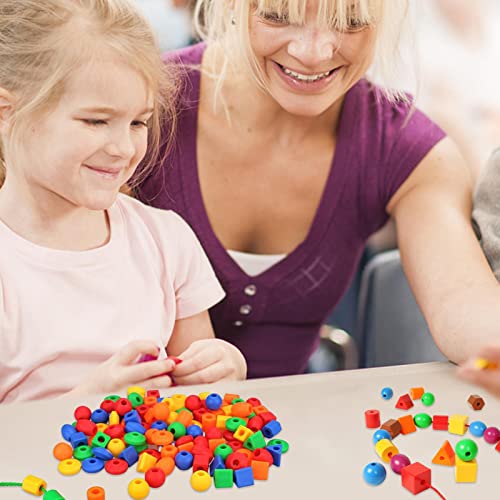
[134,374,174,390]
[173,348,223,378]
[173,361,231,386]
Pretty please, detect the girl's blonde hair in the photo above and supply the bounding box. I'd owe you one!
[0,0,177,188]
[194,0,414,105]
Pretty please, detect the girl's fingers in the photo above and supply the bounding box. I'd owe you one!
[173,348,223,377]
[115,340,160,365]
[134,374,174,390]
[113,359,175,388]
[174,362,232,386]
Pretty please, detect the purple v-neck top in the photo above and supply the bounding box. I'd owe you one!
[135,43,446,378]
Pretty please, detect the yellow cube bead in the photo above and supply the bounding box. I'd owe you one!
[58,458,82,475]
[449,415,468,435]
[455,458,477,482]
[375,439,399,463]
[190,470,212,492]
[128,478,150,499]
[233,425,254,443]
[22,475,47,496]
[216,415,231,430]
[107,438,126,457]
[108,410,120,426]
[221,405,232,416]
[127,386,146,398]
[137,452,157,473]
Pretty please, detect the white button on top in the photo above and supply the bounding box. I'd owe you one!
[234,320,243,327]
[244,284,257,296]
[239,304,252,315]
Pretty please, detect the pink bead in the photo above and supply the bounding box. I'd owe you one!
[390,454,411,474]
[484,427,500,444]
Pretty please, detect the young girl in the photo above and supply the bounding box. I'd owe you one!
[0,0,246,403]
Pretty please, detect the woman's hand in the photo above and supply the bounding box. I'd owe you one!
[457,345,500,398]
[171,338,247,385]
[68,340,176,397]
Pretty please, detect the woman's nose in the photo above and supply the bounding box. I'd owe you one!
[287,27,339,67]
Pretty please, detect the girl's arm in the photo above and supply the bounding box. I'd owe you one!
[167,310,247,384]
[388,137,500,364]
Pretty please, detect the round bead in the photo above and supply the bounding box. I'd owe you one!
[53,442,73,461]
[190,470,212,492]
[76,419,97,436]
[390,454,411,474]
[115,398,133,416]
[100,399,116,413]
[175,450,194,470]
[58,458,82,475]
[455,439,478,462]
[108,438,126,457]
[105,425,124,440]
[74,405,92,421]
[105,458,129,475]
[205,393,223,410]
[124,432,146,448]
[128,478,150,500]
[414,413,432,429]
[484,426,500,444]
[168,422,186,439]
[214,444,233,461]
[268,439,289,453]
[74,445,93,461]
[372,429,392,445]
[469,421,487,437]
[128,392,144,408]
[380,387,393,400]
[421,392,435,406]
[82,457,105,474]
[145,467,166,488]
[363,462,386,486]
[86,486,105,500]
[187,424,203,438]
[185,395,202,411]
[90,409,109,424]
[364,409,380,428]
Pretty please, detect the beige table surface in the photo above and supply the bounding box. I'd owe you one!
[1,361,499,499]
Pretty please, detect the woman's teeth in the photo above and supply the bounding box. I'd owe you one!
[280,64,333,82]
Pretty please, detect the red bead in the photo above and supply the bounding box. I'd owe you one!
[115,398,133,416]
[146,390,160,400]
[401,462,431,495]
[246,397,261,407]
[185,395,202,411]
[105,459,129,475]
[76,419,97,436]
[205,427,222,439]
[432,415,448,431]
[142,449,161,460]
[252,448,273,465]
[175,435,194,447]
[100,400,116,414]
[104,425,124,439]
[396,394,414,410]
[145,467,166,488]
[223,430,234,441]
[364,409,381,429]
[228,440,243,451]
[193,454,210,472]
[259,412,277,425]
[74,406,92,421]
[136,405,149,420]
[226,452,250,470]
[247,416,264,432]
[193,408,208,422]
[194,436,209,448]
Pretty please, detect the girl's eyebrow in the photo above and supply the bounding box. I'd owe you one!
[78,106,154,115]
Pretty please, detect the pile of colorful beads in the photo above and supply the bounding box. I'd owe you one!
[53,387,288,498]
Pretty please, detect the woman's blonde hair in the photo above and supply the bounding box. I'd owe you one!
[194,0,414,105]
[0,0,177,188]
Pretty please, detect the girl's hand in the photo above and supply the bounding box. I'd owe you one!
[69,340,176,397]
[457,345,500,398]
[171,338,247,385]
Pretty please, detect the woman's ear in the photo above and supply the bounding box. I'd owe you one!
[0,88,15,133]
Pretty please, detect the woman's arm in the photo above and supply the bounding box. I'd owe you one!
[388,137,500,364]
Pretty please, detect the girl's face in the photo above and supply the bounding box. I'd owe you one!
[248,0,377,116]
[6,57,153,212]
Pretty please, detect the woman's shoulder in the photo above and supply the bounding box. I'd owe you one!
[161,42,206,67]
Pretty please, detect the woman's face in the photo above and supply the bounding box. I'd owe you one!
[248,0,377,117]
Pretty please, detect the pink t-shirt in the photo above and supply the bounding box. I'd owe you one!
[0,194,225,403]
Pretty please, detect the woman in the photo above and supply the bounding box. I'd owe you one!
[135,0,500,378]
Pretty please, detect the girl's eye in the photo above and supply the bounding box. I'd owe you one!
[83,119,107,126]
[131,120,148,128]
[260,11,289,25]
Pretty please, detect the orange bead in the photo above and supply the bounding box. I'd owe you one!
[223,393,240,404]
[152,402,170,421]
[251,460,269,480]
[160,444,178,459]
[53,442,73,461]
[237,448,254,461]
[176,410,193,427]
[87,486,105,500]
[202,413,217,432]
[231,402,252,418]
[156,457,175,476]
[150,430,174,446]
[177,441,194,452]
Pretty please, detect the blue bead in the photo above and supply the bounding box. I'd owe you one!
[92,447,113,461]
[82,457,105,473]
[205,393,223,410]
[469,421,487,437]
[266,444,282,467]
[157,397,164,402]
[187,425,203,438]
[70,431,88,449]
[124,410,141,424]
[363,462,386,486]
[125,421,146,434]
[119,446,138,467]
[151,421,168,431]
[209,455,225,476]
[381,387,393,400]
[372,429,392,444]
[234,466,254,488]
[262,420,282,439]
[61,424,77,442]
[90,409,108,424]
[175,451,194,470]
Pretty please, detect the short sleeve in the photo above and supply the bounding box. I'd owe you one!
[169,213,226,319]
[472,147,500,281]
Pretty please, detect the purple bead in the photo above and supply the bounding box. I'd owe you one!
[484,426,500,444]
[390,454,411,474]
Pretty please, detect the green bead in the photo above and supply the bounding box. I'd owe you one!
[226,417,246,432]
[73,445,93,461]
[43,490,65,500]
[168,422,186,439]
[128,392,144,408]
[176,407,192,414]
[421,392,435,406]
[214,468,234,488]
[214,443,233,461]
[124,432,146,448]
[248,412,256,419]
[91,431,111,448]
[244,431,266,451]
[231,398,246,404]
[104,395,121,402]
[135,442,148,453]
[268,438,289,453]
[413,413,432,429]
[455,439,478,462]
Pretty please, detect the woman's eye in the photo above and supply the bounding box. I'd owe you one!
[83,119,107,126]
[260,11,289,25]
[345,18,370,32]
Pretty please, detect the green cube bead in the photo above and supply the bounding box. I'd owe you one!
[91,431,111,448]
[214,468,234,488]
[43,490,65,500]
[244,431,266,451]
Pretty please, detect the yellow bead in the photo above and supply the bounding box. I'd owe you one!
[108,410,120,426]
[449,415,468,435]
[375,439,399,463]
[96,423,108,433]
[233,425,254,442]
[455,458,477,482]
[191,420,202,428]
[128,478,150,499]
[127,386,146,398]
[190,470,212,492]
[221,405,232,416]
[198,391,210,400]
[171,394,186,411]
[136,452,157,473]
[58,458,82,475]
[167,411,178,425]
[21,475,47,496]
[216,415,230,429]
[107,438,126,457]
